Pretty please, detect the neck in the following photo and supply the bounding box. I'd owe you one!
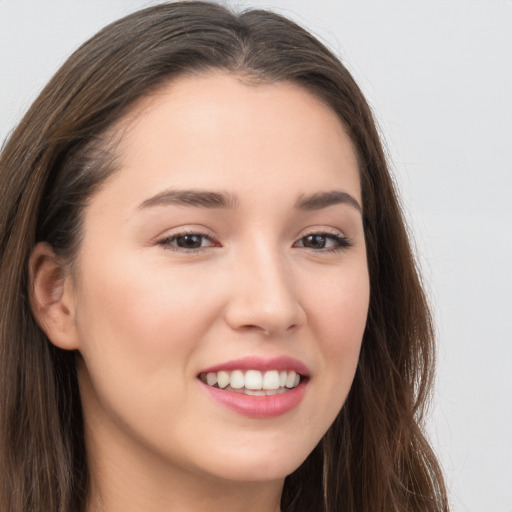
[87,477,282,512]
[85,427,283,512]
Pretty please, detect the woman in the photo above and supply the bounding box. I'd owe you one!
[0,2,448,511]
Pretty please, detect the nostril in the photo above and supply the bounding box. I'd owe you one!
[240,324,293,336]
[238,324,271,336]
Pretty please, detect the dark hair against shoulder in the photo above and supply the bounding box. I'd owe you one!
[0,2,448,511]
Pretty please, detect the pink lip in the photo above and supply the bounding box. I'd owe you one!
[200,355,310,376]
[199,380,307,419]
[198,356,310,419]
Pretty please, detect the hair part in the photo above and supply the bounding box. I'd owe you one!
[0,2,448,511]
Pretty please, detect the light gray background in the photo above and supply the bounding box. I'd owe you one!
[1,1,510,510]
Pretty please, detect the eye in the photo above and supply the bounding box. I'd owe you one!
[158,232,217,252]
[295,232,352,252]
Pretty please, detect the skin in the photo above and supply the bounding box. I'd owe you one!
[31,73,370,512]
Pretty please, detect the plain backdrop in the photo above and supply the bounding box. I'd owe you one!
[1,1,511,510]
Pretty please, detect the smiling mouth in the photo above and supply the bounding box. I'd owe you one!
[198,369,303,396]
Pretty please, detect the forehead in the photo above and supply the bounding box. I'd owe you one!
[100,72,361,207]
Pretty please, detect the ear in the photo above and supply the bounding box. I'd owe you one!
[29,242,80,350]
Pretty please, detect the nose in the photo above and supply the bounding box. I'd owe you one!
[223,244,306,337]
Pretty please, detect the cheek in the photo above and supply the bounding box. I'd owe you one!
[73,255,219,416]
[73,259,228,464]
[307,259,369,348]
[303,263,369,412]
[76,251,218,356]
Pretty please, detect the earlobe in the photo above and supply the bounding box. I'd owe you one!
[29,242,80,350]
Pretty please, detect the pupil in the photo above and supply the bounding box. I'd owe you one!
[305,234,326,248]
[177,235,202,248]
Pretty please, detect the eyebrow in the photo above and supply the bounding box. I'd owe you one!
[139,188,361,213]
[295,190,362,213]
[139,189,239,209]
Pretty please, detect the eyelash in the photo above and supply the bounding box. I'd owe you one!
[158,230,218,253]
[158,230,353,254]
[294,231,353,253]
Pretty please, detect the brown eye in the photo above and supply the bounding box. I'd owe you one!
[295,232,352,252]
[302,234,328,249]
[175,234,205,249]
[159,232,217,252]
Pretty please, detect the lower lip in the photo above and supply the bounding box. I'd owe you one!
[199,381,307,419]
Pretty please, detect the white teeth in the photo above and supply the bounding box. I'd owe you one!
[217,371,230,389]
[202,369,302,392]
[230,370,245,389]
[262,370,280,390]
[245,370,263,390]
[285,371,297,389]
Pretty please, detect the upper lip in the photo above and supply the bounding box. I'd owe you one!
[199,355,310,377]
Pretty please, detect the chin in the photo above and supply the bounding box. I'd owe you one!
[206,457,304,483]
[189,436,313,483]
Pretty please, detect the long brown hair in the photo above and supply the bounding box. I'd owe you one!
[0,2,448,511]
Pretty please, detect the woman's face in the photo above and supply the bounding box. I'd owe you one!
[69,73,369,483]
